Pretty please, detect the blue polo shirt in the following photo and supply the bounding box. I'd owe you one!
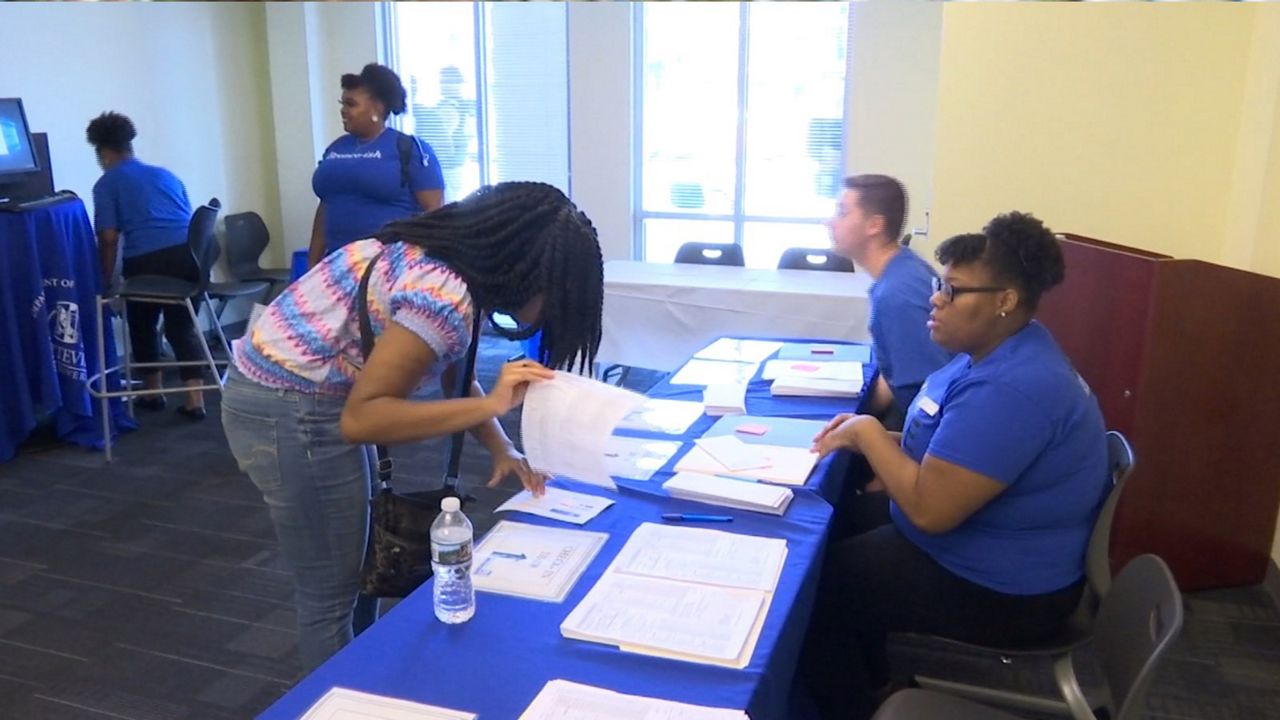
[312,129,444,255]
[892,321,1109,595]
[92,158,192,259]
[869,247,953,412]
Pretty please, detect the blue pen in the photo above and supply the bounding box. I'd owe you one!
[662,513,734,523]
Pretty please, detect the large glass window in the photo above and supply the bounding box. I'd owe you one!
[636,2,848,268]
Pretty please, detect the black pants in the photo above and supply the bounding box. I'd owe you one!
[799,493,1084,720]
[122,244,206,381]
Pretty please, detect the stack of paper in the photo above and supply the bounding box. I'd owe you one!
[471,521,607,602]
[669,359,759,387]
[769,376,863,398]
[616,398,705,435]
[673,438,818,486]
[762,359,864,383]
[663,472,793,516]
[519,680,747,720]
[561,523,786,668]
[777,342,872,363]
[703,415,828,450]
[702,382,747,416]
[523,371,646,489]
[694,338,783,364]
[300,688,475,720]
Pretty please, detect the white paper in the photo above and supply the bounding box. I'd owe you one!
[616,399,705,435]
[663,472,793,516]
[518,680,748,720]
[669,359,759,387]
[611,522,787,592]
[523,372,646,489]
[496,486,615,525]
[769,376,862,398]
[674,445,818,486]
[603,436,682,482]
[702,383,747,417]
[692,435,769,472]
[761,359,864,383]
[694,338,784,364]
[471,521,607,602]
[561,573,764,664]
[300,687,475,720]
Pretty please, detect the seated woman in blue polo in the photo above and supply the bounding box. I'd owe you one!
[799,212,1109,720]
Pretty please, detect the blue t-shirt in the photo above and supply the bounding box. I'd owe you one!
[869,247,954,412]
[92,158,192,259]
[312,130,445,255]
[891,321,1109,595]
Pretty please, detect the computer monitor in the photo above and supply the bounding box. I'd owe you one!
[0,98,40,177]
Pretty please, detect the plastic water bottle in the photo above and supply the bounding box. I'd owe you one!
[430,497,475,624]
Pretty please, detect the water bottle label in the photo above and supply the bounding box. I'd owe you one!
[433,541,472,565]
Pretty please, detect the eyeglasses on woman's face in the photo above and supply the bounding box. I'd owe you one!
[931,275,1007,304]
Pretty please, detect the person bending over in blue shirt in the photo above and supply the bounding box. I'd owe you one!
[799,212,1109,720]
[828,174,952,428]
[309,63,445,267]
[89,112,207,419]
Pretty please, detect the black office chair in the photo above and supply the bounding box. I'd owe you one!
[225,211,291,296]
[674,241,745,267]
[776,248,854,273]
[874,553,1183,720]
[889,431,1137,719]
[88,199,242,461]
[206,220,271,337]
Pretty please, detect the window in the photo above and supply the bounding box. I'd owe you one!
[636,2,849,268]
[386,2,570,203]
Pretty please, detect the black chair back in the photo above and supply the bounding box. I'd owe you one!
[674,242,744,267]
[187,198,222,294]
[1096,554,1183,720]
[224,211,270,280]
[776,248,854,273]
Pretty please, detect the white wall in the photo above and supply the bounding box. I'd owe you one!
[0,3,281,258]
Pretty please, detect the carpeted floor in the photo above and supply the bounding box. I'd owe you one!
[0,335,1277,719]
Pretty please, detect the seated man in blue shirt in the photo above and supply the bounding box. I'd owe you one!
[828,174,952,429]
[89,111,207,419]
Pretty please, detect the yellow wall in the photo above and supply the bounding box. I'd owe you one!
[928,3,1257,268]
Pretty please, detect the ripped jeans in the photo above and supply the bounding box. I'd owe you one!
[220,365,379,674]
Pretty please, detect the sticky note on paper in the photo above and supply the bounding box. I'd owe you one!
[792,363,821,373]
[734,423,771,436]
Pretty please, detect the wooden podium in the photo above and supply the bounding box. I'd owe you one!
[1036,234,1280,590]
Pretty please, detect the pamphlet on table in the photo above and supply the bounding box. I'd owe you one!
[518,679,748,720]
[471,521,607,602]
[299,687,475,720]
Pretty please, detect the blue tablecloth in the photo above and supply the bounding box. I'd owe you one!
[258,484,833,720]
[258,337,873,719]
[0,199,134,461]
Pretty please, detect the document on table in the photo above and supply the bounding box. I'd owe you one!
[518,680,748,720]
[610,522,787,592]
[603,436,683,482]
[300,687,475,720]
[761,359,864,384]
[674,444,818,486]
[693,338,783,364]
[663,472,793,517]
[702,383,747,417]
[669,359,759,387]
[776,342,872,363]
[692,435,770,472]
[703,415,829,450]
[472,521,608,602]
[523,371,646,489]
[496,486,615,525]
[769,376,862,398]
[615,398,705,435]
[560,572,766,667]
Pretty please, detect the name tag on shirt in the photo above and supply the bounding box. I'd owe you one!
[917,396,940,417]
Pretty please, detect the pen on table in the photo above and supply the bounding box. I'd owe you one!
[508,352,526,363]
[662,513,734,523]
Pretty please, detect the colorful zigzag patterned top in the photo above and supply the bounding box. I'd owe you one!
[234,239,474,395]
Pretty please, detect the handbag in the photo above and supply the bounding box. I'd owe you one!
[356,249,483,598]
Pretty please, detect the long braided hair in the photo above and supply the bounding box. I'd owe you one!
[376,182,603,373]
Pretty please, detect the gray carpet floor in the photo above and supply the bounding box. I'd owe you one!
[1,334,1277,719]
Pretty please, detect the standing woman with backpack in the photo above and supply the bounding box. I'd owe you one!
[309,63,445,268]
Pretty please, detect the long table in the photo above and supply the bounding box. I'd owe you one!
[258,338,874,719]
[599,261,872,372]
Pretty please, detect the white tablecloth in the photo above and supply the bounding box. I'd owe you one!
[599,260,872,371]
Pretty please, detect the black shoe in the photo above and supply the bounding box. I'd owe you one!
[176,406,207,421]
[134,395,166,411]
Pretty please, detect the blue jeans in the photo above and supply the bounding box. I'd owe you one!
[220,366,379,673]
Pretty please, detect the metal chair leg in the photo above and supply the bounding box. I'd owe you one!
[95,295,113,463]
[121,299,135,420]
[1053,654,1096,720]
[203,292,234,384]
[186,297,222,387]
